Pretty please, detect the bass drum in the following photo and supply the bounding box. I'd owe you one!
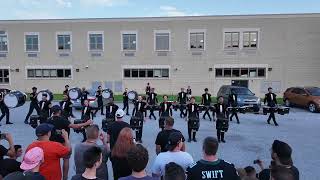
[4,91,27,108]
[68,87,81,100]
[128,91,138,102]
[102,89,113,99]
[37,89,54,102]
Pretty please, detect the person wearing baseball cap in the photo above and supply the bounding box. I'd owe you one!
[152,132,193,177]
[24,87,41,124]
[25,123,71,180]
[4,147,45,180]
[106,109,130,150]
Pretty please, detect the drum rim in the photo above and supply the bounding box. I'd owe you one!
[4,94,19,107]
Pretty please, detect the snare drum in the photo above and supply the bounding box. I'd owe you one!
[128,91,138,102]
[263,106,277,115]
[277,106,290,115]
[30,115,40,128]
[68,87,81,100]
[37,90,54,102]
[102,89,113,99]
[188,117,200,130]
[4,91,26,108]
[130,116,143,129]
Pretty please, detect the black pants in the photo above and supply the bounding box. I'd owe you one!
[95,101,104,115]
[230,112,239,123]
[123,101,129,114]
[187,123,196,140]
[202,109,212,120]
[135,126,143,141]
[82,130,87,142]
[179,107,186,118]
[25,102,40,122]
[268,112,278,125]
[0,107,10,123]
[149,109,156,120]
[217,130,225,141]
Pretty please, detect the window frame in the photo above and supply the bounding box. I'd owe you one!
[56,32,72,52]
[243,31,258,49]
[121,31,138,51]
[214,65,267,79]
[0,31,9,52]
[24,32,40,52]
[122,65,170,79]
[188,29,206,51]
[222,28,260,50]
[224,32,240,49]
[0,67,10,85]
[87,31,104,52]
[25,66,73,80]
[154,30,171,52]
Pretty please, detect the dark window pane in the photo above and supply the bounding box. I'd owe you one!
[57,69,64,77]
[216,68,223,77]
[249,68,257,77]
[4,78,9,83]
[132,69,138,78]
[232,68,240,77]
[124,69,130,77]
[162,69,169,78]
[240,68,248,77]
[65,69,71,77]
[147,70,153,77]
[258,68,265,77]
[224,68,231,77]
[139,69,146,78]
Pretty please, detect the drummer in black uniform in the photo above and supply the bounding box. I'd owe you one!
[132,96,147,143]
[228,89,240,124]
[59,95,73,119]
[213,96,229,143]
[201,88,212,121]
[94,86,104,116]
[105,99,119,121]
[80,87,89,106]
[147,88,158,120]
[186,86,192,102]
[24,87,40,124]
[264,87,279,126]
[63,85,69,95]
[38,94,52,124]
[186,97,200,143]
[177,88,187,118]
[122,88,129,115]
[159,95,173,130]
[145,83,151,96]
[0,90,12,125]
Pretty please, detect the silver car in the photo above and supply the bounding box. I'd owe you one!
[217,85,261,112]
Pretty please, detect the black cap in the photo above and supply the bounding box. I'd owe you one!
[35,123,54,137]
[166,132,183,151]
[51,105,62,113]
[32,87,37,90]
[272,140,292,158]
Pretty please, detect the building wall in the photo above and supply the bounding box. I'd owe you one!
[0,14,319,97]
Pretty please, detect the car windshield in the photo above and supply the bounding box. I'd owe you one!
[231,88,254,95]
[306,88,320,96]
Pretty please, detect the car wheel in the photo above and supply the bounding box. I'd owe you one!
[308,103,317,113]
[285,99,291,107]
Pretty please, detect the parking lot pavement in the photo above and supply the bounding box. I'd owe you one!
[0,102,319,179]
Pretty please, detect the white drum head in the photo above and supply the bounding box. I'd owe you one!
[4,94,18,108]
[69,89,79,100]
[102,91,110,99]
[128,92,137,100]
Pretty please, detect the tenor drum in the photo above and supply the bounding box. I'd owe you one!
[37,89,54,102]
[68,87,81,100]
[30,115,40,129]
[4,91,27,108]
[278,106,290,115]
[101,118,115,132]
[102,89,113,99]
[262,106,276,115]
[128,91,138,102]
[188,117,200,130]
[130,115,143,129]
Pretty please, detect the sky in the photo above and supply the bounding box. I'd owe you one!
[1,0,320,20]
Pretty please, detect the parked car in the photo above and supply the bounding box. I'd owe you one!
[217,85,261,112]
[283,87,320,113]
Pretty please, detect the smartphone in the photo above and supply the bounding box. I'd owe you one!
[56,130,62,135]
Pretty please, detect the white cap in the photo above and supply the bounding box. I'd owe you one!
[116,109,125,118]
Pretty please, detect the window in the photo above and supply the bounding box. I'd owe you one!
[122,33,137,51]
[243,31,258,48]
[215,67,266,78]
[25,33,39,52]
[224,32,239,48]
[155,32,170,51]
[57,34,71,51]
[190,32,205,50]
[27,68,72,79]
[88,32,103,51]
[123,68,169,79]
[0,69,9,84]
[0,31,8,52]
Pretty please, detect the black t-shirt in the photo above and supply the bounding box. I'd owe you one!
[155,129,185,153]
[107,121,130,150]
[0,158,22,177]
[258,166,299,180]
[186,159,241,180]
[71,174,103,180]
[110,156,131,180]
[0,145,8,160]
[4,171,45,180]
[47,116,71,144]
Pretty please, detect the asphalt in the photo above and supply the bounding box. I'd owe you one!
[0,102,319,180]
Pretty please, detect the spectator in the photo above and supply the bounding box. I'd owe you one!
[120,144,158,180]
[186,137,240,180]
[258,140,299,180]
[4,147,45,180]
[111,127,135,180]
[236,168,247,179]
[0,145,23,177]
[74,124,109,180]
[270,165,295,180]
[244,166,258,180]
[0,132,15,161]
[26,123,71,180]
[152,132,193,177]
[164,162,186,180]
[155,117,185,155]
[72,146,104,180]
[107,109,130,150]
